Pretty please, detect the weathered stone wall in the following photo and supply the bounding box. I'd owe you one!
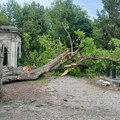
[0,32,21,67]
[0,45,3,94]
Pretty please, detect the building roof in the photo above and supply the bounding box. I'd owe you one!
[0,25,21,36]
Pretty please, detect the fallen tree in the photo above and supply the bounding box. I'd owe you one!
[1,28,87,83]
[2,49,120,84]
[2,45,83,83]
[2,39,120,83]
[2,31,120,84]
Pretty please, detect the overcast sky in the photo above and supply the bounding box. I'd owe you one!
[0,0,103,19]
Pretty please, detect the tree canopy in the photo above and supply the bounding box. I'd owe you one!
[94,0,120,49]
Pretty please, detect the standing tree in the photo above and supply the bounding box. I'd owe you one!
[5,0,21,25]
[0,5,9,25]
[47,0,93,50]
[3,1,50,66]
[95,0,120,49]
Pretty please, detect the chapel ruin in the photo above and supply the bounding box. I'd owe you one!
[0,25,21,67]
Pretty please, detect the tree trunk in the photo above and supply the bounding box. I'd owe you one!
[2,50,70,83]
[2,43,84,84]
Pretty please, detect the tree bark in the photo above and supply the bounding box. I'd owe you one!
[2,50,70,83]
[62,23,73,55]
[2,44,84,84]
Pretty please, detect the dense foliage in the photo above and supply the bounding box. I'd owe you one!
[1,0,120,77]
[94,0,120,49]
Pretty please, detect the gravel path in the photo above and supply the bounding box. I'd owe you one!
[0,76,120,120]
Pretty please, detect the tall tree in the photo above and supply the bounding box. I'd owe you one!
[3,1,49,65]
[95,0,120,49]
[0,5,9,25]
[18,2,49,65]
[47,0,93,49]
[4,0,21,25]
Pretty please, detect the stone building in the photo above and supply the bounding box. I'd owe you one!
[0,25,21,67]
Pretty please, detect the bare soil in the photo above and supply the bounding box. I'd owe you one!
[0,76,120,120]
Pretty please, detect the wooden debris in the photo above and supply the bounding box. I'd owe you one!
[61,69,69,77]
[23,66,33,72]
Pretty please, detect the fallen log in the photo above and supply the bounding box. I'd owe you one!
[2,41,85,83]
[2,43,85,83]
[2,44,120,84]
[2,50,70,83]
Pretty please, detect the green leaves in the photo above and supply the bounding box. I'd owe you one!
[109,38,120,48]
[21,34,66,66]
[74,30,85,40]
[82,37,96,56]
[47,0,92,49]
[95,0,120,49]
[37,35,66,66]
[0,7,9,24]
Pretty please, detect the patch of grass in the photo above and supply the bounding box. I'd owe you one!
[30,76,49,83]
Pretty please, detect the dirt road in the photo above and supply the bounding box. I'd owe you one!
[0,76,120,120]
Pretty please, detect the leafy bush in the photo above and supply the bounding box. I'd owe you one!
[36,35,67,66]
[69,67,81,77]
[52,70,64,76]
[21,34,67,66]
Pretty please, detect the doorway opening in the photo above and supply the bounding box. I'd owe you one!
[3,47,8,66]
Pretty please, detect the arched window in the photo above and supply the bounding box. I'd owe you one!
[3,47,8,66]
